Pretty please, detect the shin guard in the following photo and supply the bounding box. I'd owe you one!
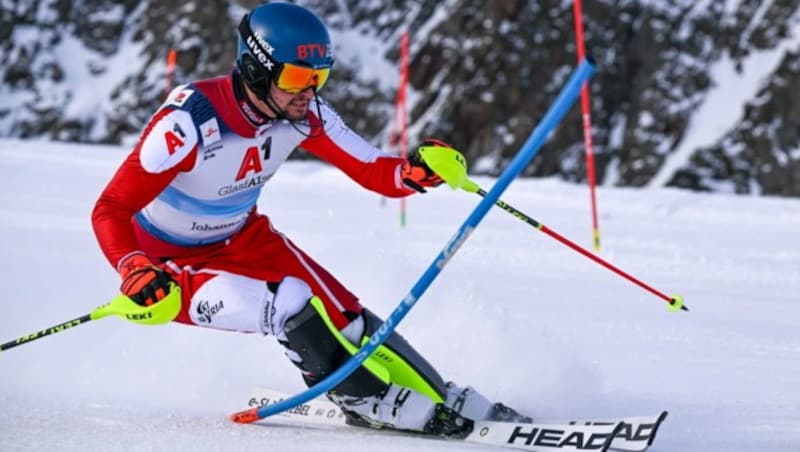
[359,309,447,402]
[281,298,447,403]
[281,297,388,397]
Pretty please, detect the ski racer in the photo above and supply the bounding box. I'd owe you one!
[91,1,529,436]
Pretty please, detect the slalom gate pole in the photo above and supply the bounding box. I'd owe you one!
[572,1,602,252]
[165,48,177,98]
[230,58,596,424]
[468,187,687,312]
[0,285,182,352]
[398,31,409,227]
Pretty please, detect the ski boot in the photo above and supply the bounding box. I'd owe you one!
[444,382,533,423]
[328,384,473,437]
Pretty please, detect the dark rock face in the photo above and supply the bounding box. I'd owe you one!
[2,0,799,196]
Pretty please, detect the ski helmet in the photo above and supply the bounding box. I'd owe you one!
[237,2,334,100]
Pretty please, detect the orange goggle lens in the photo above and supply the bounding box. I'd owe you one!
[276,64,330,93]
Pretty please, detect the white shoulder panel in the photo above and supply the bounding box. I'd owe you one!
[139,109,198,173]
[313,98,385,163]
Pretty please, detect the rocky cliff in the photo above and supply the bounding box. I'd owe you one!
[2,0,799,195]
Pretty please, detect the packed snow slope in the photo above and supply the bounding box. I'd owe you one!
[0,139,798,451]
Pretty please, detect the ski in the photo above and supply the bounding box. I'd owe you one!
[554,412,668,452]
[244,387,663,451]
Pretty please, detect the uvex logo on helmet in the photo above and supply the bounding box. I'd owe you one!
[246,31,276,69]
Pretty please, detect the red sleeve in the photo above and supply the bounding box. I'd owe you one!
[92,108,197,269]
[301,110,416,198]
[304,137,414,198]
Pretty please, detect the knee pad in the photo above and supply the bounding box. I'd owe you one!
[263,276,313,340]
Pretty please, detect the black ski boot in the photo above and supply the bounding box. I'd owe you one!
[423,404,474,438]
[489,402,533,423]
[444,381,533,424]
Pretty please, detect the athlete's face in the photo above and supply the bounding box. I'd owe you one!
[269,83,314,121]
[243,82,313,122]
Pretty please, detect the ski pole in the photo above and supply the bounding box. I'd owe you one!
[473,187,685,311]
[230,58,595,424]
[420,154,687,312]
[0,284,182,352]
[1,313,96,352]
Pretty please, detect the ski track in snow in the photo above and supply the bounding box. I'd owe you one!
[1,139,799,451]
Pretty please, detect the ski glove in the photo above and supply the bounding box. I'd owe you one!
[400,139,450,193]
[118,253,174,307]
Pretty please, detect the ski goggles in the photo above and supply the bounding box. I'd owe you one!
[238,13,331,94]
[273,63,330,94]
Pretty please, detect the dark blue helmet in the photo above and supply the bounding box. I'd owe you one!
[237,3,334,98]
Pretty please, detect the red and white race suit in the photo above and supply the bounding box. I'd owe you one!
[92,72,415,332]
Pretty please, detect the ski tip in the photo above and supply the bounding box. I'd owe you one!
[647,411,670,447]
[231,408,260,424]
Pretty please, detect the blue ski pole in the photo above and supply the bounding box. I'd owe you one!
[232,58,596,424]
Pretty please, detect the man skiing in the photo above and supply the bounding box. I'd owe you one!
[92,1,528,436]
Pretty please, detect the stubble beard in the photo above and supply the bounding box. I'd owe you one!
[284,103,309,122]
